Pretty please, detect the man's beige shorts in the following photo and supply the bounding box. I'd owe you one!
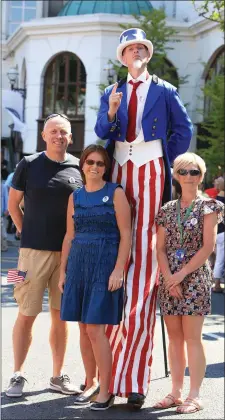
[14,248,62,316]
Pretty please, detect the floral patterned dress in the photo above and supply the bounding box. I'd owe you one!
[155,196,224,316]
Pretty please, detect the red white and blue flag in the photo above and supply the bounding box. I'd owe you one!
[7,270,27,284]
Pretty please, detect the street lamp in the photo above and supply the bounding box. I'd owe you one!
[7,67,26,99]
[7,67,26,121]
[103,63,116,84]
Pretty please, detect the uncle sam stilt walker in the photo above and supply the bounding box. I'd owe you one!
[95,28,193,408]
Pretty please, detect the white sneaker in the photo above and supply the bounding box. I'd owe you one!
[50,374,81,395]
[5,372,27,397]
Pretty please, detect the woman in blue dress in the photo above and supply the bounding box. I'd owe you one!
[59,144,131,410]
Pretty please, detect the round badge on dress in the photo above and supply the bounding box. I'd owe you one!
[68,177,75,184]
[102,196,109,203]
[191,218,198,226]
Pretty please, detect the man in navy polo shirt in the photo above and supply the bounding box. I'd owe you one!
[6,114,82,397]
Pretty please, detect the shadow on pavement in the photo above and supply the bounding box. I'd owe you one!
[205,362,225,378]
[1,389,50,405]
[1,392,180,420]
[184,362,225,378]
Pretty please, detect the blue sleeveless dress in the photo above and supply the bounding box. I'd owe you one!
[60,182,124,325]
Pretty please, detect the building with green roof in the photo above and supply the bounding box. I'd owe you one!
[1,0,224,160]
[58,1,153,16]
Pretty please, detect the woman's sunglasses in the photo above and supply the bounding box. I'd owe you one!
[85,159,105,167]
[177,169,201,176]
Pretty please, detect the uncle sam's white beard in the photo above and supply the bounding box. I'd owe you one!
[132,59,142,69]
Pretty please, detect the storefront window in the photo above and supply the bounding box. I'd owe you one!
[8,0,37,36]
[43,52,86,118]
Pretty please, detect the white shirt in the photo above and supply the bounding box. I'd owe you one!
[113,69,162,167]
[127,69,152,137]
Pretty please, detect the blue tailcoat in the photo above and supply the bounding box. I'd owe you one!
[95,77,193,203]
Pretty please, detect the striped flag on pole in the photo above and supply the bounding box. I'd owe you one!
[7,270,27,284]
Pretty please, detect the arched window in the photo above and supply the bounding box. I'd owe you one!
[204,46,225,115]
[43,52,86,118]
[153,57,179,88]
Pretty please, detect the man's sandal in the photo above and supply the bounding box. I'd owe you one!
[176,397,203,414]
[153,394,183,409]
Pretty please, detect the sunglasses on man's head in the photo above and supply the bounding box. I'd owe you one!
[177,169,201,176]
[85,159,105,167]
[44,113,70,126]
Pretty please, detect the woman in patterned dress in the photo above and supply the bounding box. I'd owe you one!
[59,145,131,410]
[153,153,224,414]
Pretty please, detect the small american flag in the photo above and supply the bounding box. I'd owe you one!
[7,270,27,284]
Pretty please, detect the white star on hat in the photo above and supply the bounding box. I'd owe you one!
[132,29,143,39]
[121,35,128,43]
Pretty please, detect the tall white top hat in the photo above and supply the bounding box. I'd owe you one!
[117,28,153,67]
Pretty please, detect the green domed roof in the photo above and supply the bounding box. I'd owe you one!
[58,1,153,16]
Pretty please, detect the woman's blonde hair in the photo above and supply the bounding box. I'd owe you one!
[173,152,206,183]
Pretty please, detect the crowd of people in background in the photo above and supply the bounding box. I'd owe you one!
[1,159,23,251]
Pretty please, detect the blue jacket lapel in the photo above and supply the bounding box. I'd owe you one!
[143,81,164,120]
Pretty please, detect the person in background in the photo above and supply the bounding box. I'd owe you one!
[205,178,219,199]
[1,156,9,181]
[154,152,224,414]
[1,181,9,252]
[5,169,15,189]
[59,144,131,411]
[5,169,17,236]
[212,177,225,293]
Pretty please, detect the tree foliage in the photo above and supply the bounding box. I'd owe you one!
[193,0,224,179]
[192,0,225,30]
[197,73,224,177]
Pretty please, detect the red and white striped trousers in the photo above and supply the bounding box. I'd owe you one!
[107,157,165,397]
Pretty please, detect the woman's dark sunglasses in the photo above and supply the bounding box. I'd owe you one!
[177,169,201,176]
[44,113,70,126]
[85,159,105,167]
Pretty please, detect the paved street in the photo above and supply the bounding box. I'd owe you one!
[1,240,224,420]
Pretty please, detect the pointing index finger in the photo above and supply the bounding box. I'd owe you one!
[111,82,118,94]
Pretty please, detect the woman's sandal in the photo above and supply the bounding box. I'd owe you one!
[153,393,183,409]
[176,397,204,414]
[74,385,100,405]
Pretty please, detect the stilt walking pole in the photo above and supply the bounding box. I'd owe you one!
[160,312,169,377]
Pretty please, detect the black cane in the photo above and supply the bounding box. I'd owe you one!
[160,313,169,377]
